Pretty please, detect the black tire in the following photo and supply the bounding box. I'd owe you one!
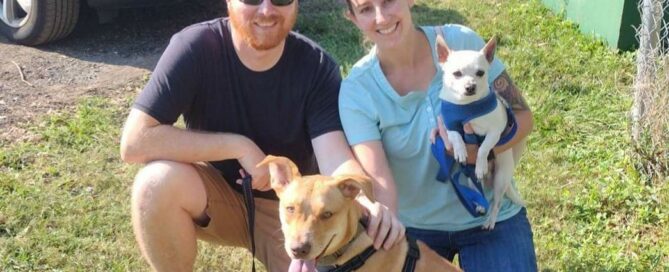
[0,0,80,45]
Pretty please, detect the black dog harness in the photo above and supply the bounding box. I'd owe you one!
[316,235,421,272]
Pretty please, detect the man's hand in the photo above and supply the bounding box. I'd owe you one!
[363,201,405,250]
[235,139,271,191]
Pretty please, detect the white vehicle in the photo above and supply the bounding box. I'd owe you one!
[0,0,184,45]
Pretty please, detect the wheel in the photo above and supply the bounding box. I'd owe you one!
[0,0,80,45]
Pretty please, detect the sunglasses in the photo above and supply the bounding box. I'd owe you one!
[239,0,295,6]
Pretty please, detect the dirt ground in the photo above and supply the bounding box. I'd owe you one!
[0,0,225,143]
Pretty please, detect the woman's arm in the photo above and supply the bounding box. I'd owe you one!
[491,70,533,154]
[351,141,398,212]
[351,140,405,250]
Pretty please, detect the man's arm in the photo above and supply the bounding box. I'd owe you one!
[491,70,533,154]
[120,109,271,190]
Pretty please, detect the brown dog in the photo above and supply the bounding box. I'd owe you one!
[257,155,461,272]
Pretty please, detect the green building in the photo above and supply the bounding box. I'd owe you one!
[542,0,644,51]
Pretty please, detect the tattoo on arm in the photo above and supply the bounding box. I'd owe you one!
[492,71,530,111]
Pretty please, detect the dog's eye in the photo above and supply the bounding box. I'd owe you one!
[358,6,372,14]
[476,70,485,77]
[452,71,462,78]
[320,211,333,219]
[286,206,295,213]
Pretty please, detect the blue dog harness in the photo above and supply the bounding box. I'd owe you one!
[430,91,518,217]
[440,91,498,134]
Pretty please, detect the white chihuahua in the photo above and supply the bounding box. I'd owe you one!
[435,35,524,229]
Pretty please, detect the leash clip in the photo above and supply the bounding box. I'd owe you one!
[474,202,487,215]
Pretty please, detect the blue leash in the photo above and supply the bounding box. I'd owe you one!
[431,136,489,217]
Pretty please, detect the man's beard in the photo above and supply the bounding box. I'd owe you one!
[229,9,297,51]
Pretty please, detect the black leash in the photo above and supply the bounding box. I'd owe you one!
[402,236,421,272]
[240,171,256,272]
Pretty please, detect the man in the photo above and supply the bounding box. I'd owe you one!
[119,0,402,271]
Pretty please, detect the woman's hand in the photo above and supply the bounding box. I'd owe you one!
[430,115,453,149]
[363,201,406,250]
[431,115,478,165]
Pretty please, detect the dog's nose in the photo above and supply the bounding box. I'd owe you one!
[290,242,312,258]
[465,84,477,95]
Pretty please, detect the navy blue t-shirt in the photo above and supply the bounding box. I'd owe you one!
[133,18,342,199]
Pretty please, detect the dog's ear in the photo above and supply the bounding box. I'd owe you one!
[256,155,301,195]
[482,36,497,63]
[333,175,375,201]
[435,35,451,63]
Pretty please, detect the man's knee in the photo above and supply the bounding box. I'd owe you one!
[132,160,206,215]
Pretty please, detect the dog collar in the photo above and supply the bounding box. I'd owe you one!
[316,222,367,267]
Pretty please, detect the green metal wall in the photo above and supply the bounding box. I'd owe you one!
[542,0,641,50]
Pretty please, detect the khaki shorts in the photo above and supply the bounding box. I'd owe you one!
[191,162,289,272]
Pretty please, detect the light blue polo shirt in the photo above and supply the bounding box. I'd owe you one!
[339,24,522,231]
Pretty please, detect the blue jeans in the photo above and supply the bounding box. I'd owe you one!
[406,208,537,272]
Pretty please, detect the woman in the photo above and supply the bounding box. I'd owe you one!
[338,0,537,271]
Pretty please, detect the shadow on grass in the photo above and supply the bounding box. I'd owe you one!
[413,2,468,26]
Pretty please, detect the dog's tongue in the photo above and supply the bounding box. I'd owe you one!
[288,259,316,272]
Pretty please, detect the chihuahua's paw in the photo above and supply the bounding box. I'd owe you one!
[452,143,468,163]
[482,218,496,230]
[475,158,488,179]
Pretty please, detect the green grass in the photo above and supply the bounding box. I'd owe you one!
[1,0,667,271]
